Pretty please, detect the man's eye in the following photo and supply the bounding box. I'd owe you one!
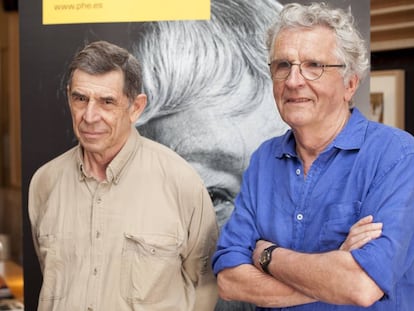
[73,95,88,102]
[207,187,233,206]
[306,62,323,68]
[101,97,116,105]
[276,61,291,69]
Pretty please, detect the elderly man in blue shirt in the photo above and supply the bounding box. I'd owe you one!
[213,3,414,310]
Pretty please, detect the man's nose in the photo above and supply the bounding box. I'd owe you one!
[285,64,305,87]
[83,100,101,122]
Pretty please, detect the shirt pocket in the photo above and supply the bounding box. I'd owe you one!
[120,232,182,304]
[318,201,361,251]
[37,234,68,301]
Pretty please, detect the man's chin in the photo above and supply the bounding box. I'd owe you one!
[79,140,104,154]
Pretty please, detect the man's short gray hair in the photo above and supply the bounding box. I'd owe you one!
[266,2,369,84]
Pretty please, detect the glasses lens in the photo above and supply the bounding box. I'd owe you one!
[271,61,291,79]
[301,62,323,80]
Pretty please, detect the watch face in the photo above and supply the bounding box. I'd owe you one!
[260,249,271,265]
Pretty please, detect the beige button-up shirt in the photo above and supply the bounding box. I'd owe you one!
[29,129,218,311]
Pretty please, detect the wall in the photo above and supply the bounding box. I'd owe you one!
[0,3,21,265]
[0,5,20,189]
[371,0,414,52]
[371,48,414,135]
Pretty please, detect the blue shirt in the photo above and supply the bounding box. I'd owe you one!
[212,108,414,310]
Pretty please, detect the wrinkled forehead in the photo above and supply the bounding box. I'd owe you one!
[272,26,338,61]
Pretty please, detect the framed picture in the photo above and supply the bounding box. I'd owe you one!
[370,70,405,129]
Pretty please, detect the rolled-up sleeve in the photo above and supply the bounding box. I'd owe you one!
[212,157,261,275]
[352,149,414,298]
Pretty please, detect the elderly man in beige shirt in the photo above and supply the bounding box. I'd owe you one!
[28,41,218,311]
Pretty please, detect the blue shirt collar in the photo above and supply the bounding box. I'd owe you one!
[275,107,368,159]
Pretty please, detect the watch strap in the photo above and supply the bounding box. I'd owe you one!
[261,244,279,274]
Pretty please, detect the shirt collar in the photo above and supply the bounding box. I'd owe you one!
[333,107,368,150]
[275,107,368,159]
[77,127,141,184]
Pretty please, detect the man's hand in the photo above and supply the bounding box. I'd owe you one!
[340,215,382,251]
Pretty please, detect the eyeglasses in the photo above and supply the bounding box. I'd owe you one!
[269,60,346,81]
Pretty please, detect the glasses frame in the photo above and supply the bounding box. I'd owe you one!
[269,60,346,81]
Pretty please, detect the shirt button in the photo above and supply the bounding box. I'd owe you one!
[93,268,98,275]
[87,308,93,311]
[96,231,101,239]
[295,168,301,176]
[97,198,102,204]
[296,213,304,221]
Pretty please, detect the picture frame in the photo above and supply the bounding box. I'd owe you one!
[370,70,405,129]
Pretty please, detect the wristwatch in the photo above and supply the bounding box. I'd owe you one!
[259,244,279,274]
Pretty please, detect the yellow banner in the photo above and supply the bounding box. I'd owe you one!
[43,0,211,25]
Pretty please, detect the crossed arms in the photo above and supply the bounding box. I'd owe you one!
[217,215,384,308]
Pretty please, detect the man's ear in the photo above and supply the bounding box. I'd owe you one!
[66,85,72,107]
[344,74,359,103]
[129,93,147,123]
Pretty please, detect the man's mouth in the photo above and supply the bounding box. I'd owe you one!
[285,97,311,104]
[80,130,105,139]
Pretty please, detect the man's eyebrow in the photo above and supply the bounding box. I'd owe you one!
[99,95,115,101]
[70,90,86,97]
